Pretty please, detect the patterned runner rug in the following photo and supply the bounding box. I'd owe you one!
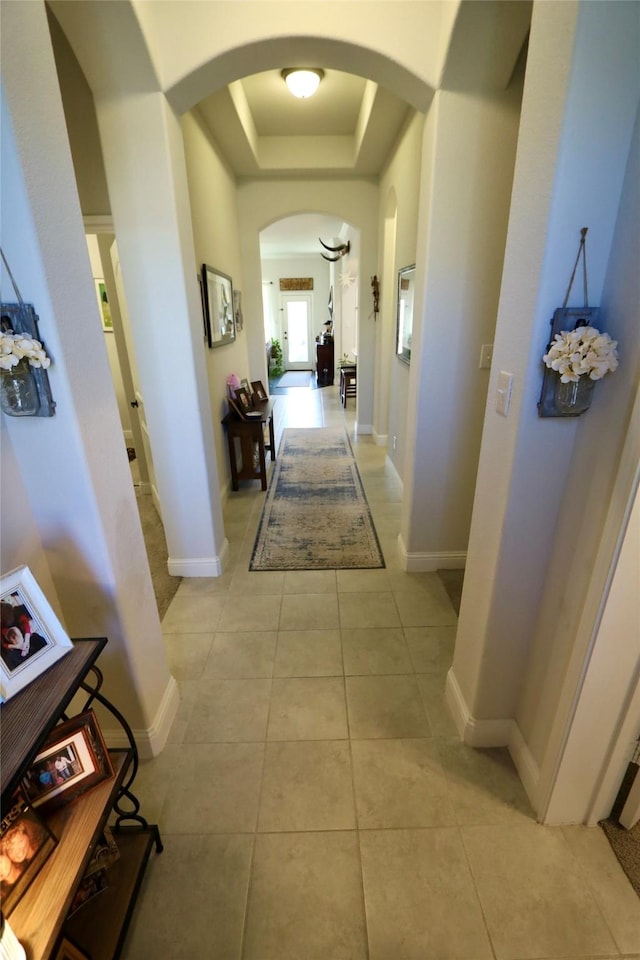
[250,428,385,571]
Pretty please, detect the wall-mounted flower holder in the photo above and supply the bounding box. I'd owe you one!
[538,306,618,418]
[0,303,55,417]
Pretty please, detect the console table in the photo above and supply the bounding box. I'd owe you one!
[222,399,276,491]
[316,341,334,386]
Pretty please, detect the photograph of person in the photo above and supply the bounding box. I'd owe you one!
[1,594,48,673]
[0,798,57,913]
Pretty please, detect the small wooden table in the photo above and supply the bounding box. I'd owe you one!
[222,399,276,490]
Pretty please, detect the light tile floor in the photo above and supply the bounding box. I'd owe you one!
[122,385,640,960]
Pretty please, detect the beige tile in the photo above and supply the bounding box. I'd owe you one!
[274,629,343,676]
[393,590,457,627]
[462,823,618,958]
[387,569,453,597]
[161,595,224,633]
[268,677,348,740]
[416,673,459,737]
[165,680,198,745]
[405,625,456,675]
[336,568,392,592]
[121,833,252,960]
[163,631,214,680]
[228,569,285,595]
[283,570,337,594]
[338,591,400,629]
[342,627,413,675]
[174,574,233,597]
[184,678,271,742]
[436,739,536,824]
[203,631,276,678]
[161,742,264,833]
[352,738,456,829]
[346,675,431,739]
[279,593,339,630]
[561,824,640,953]
[217,594,281,632]
[360,828,493,959]
[243,832,368,960]
[258,740,355,831]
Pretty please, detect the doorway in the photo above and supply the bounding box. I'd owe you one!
[281,293,313,370]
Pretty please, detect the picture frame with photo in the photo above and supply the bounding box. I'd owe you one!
[0,789,58,916]
[0,566,74,703]
[251,380,267,402]
[53,938,90,960]
[201,264,235,348]
[21,709,114,814]
[234,386,253,413]
[94,279,113,332]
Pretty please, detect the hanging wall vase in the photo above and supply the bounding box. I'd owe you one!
[553,375,595,417]
[0,359,39,416]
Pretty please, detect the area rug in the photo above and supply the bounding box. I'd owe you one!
[276,371,313,388]
[250,428,385,570]
[600,818,640,897]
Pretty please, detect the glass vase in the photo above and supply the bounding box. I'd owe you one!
[554,375,594,416]
[0,359,39,416]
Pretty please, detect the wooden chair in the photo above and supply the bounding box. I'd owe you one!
[340,364,357,407]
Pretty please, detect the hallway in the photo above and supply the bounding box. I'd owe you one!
[122,386,640,960]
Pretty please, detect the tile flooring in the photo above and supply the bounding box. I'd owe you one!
[122,384,640,960]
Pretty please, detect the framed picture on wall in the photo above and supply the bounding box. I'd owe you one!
[201,264,236,348]
[396,264,415,365]
[94,279,113,331]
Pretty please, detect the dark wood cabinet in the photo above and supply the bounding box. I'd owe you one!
[0,638,161,960]
[316,341,334,386]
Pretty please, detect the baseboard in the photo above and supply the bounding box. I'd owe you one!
[124,430,134,444]
[167,539,230,577]
[372,432,388,447]
[446,668,540,807]
[398,542,467,572]
[384,455,402,489]
[103,675,180,760]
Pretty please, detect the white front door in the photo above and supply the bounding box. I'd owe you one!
[281,293,313,370]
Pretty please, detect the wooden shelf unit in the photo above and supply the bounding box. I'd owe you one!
[0,638,162,960]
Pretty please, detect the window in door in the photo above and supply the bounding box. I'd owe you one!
[281,294,312,369]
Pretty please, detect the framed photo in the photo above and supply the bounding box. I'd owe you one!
[21,709,114,814]
[94,279,113,332]
[53,939,90,960]
[201,264,235,348]
[251,380,267,401]
[0,789,58,916]
[235,386,252,413]
[0,566,73,703]
[396,264,415,365]
[240,378,251,395]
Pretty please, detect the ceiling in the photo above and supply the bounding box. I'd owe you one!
[196,67,413,181]
[196,67,412,260]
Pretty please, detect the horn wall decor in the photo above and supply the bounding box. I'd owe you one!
[319,238,350,262]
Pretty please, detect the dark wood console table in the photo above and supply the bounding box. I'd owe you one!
[222,398,276,491]
[316,341,334,386]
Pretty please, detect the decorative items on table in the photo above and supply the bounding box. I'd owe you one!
[538,228,619,417]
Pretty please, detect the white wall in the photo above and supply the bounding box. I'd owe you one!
[181,109,251,493]
[377,111,424,470]
[401,82,522,569]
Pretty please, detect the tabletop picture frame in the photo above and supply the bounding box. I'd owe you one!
[201,264,236,348]
[251,380,267,401]
[21,709,114,814]
[0,565,73,703]
[0,789,58,916]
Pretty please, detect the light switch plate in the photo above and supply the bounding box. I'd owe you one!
[496,371,513,416]
[479,343,493,369]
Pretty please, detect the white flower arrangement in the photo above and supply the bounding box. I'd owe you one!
[542,325,618,383]
[0,333,51,371]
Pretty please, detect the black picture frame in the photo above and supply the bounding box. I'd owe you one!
[251,380,267,401]
[201,264,235,348]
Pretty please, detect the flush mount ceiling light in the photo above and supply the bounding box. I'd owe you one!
[281,68,324,99]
